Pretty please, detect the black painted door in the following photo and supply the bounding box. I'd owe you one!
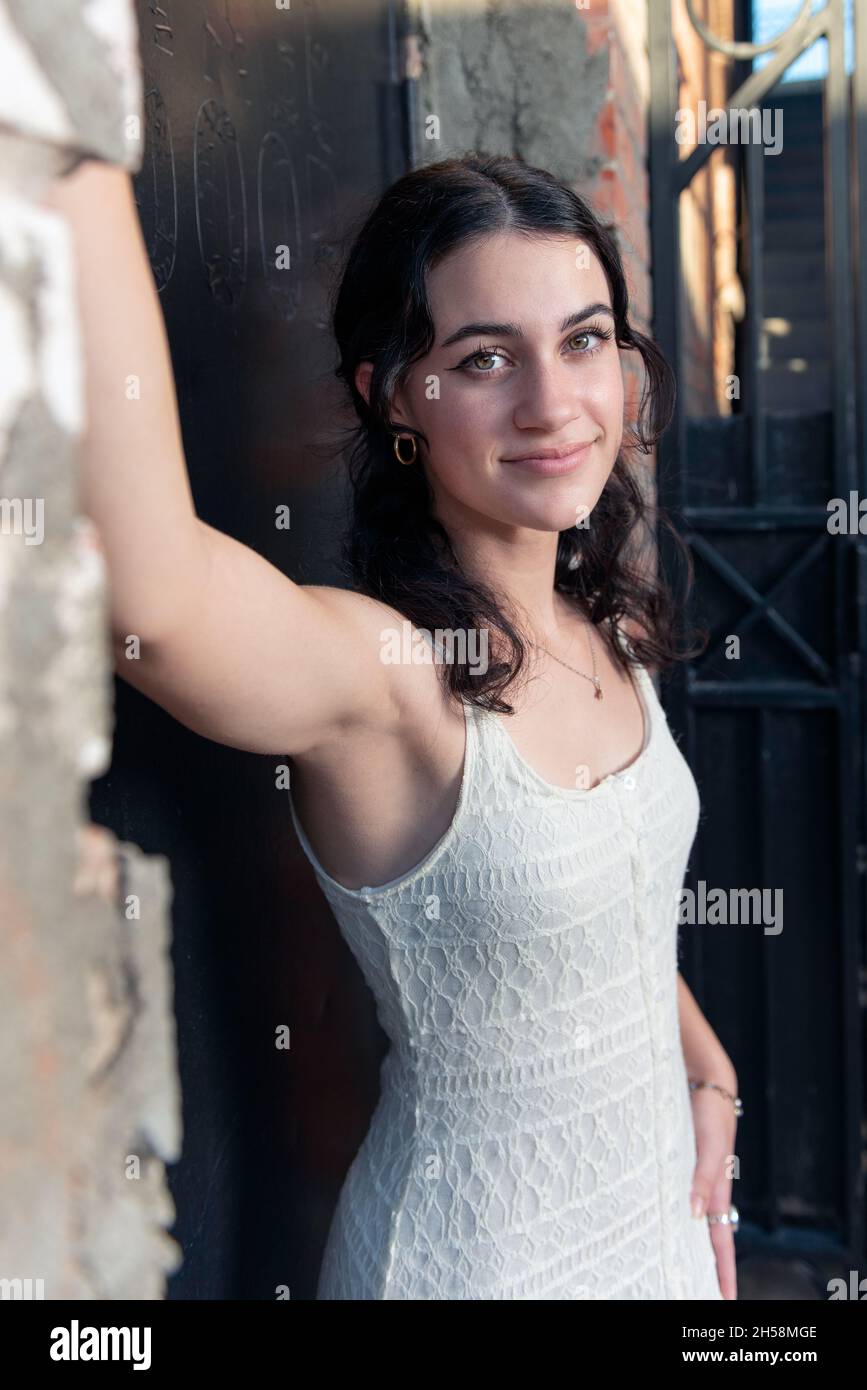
[649,0,866,1290]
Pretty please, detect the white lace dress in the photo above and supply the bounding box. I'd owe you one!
[289,631,724,1300]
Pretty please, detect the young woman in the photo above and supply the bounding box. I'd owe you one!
[48,151,738,1301]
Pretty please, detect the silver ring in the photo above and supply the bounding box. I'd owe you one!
[707,1204,739,1231]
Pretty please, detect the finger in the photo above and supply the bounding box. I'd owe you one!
[709,1221,738,1300]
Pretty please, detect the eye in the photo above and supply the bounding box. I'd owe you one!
[565,323,614,356]
[454,322,614,377]
[457,346,511,375]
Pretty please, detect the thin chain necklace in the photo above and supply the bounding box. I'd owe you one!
[530,624,604,700]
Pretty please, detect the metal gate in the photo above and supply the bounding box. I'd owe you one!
[648,0,866,1283]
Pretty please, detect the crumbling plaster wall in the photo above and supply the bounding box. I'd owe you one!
[406,0,610,186]
[0,0,181,1299]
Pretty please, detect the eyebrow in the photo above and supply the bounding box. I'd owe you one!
[439,303,615,349]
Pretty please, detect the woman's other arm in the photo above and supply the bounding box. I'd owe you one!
[676,971,737,1089]
[43,160,400,756]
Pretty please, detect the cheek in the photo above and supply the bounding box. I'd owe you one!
[583,363,625,440]
[431,390,501,455]
[421,398,499,498]
[613,368,625,413]
[592,355,624,405]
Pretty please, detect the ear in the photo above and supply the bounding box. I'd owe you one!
[355,359,412,430]
[354,360,374,408]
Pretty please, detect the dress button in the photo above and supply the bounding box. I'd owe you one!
[623,775,637,790]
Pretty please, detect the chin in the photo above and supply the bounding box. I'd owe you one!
[509,501,596,534]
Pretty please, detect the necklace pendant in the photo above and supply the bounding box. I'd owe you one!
[593,679,603,700]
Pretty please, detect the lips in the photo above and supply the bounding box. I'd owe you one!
[501,440,595,476]
[502,441,595,462]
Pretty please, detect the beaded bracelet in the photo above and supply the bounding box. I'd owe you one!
[688,1077,744,1117]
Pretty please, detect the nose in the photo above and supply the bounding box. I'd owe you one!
[511,358,584,434]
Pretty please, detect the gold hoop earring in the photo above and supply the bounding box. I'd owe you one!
[393,432,418,465]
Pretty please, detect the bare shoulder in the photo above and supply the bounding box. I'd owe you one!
[305,584,406,632]
[617,615,645,647]
[301,585,449,727]
[616,615,658,676]
[303,585,412,678]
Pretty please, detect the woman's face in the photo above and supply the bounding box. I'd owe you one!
[360,231,625,538]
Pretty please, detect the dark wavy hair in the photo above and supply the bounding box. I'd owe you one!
[327,152,705,714]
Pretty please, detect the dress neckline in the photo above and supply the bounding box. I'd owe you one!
[488,660,654,798]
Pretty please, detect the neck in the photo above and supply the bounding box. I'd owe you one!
[426,502,603,659]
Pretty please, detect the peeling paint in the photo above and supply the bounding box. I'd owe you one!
[0,0,181,1301]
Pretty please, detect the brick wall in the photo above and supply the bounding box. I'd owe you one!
[672,0,741,416]
[582,0,653,440]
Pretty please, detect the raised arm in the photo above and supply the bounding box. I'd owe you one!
[44,160,400,756]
